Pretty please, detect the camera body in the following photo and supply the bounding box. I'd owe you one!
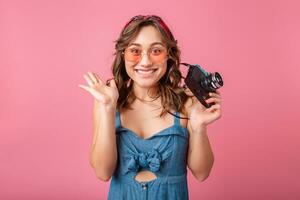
[183,63,223,108]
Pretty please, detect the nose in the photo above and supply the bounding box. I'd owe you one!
[139,51,152,66]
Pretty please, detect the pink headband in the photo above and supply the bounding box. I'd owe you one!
[123,15,173,39]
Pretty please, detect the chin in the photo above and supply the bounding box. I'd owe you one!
[133,79,160,88]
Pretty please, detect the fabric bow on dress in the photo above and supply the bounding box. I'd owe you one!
[125,149,162,173]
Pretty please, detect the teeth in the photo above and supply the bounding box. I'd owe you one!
[136,69,156,74]
[136,69,156,71]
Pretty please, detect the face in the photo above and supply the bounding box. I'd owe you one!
[123,25,168,89]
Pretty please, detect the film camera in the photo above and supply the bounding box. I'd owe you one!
[182,63,224,108]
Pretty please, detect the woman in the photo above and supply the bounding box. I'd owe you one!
[78,15,222,200]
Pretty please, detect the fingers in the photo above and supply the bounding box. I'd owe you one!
[78,84,90,91]
[87,71,98,84]
[205,97,221,104]
[205,91,222,115]
[111,79,117,87]
[78,72,117,105]
[206,104,221,113]
[83,71,103,86]
[81,70,116,89]
[78,83,95,96]
[79,71,103,99]
[107,78,117,88]
[78,84,107,104]
[83,74,94,86]
[91,72,103,85]
[206,91,222,104]
[209,91,221,98]
[207,104,222,120]
[215,90,221,95]
[206,93,220,102]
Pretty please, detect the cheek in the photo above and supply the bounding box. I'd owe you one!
[158,63,168,75]
[124,62,135,76]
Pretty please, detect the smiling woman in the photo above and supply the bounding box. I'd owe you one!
[123,26,169,89]
[112,15,186,112]
[78,14,222,200]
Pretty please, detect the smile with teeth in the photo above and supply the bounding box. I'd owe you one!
[135,69,157,75]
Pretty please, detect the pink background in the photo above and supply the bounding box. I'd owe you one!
[1,0,300,199]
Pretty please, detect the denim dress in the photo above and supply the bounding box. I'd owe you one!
[108,110,189,200]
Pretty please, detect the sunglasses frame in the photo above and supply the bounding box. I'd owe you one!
[122,46,169,64]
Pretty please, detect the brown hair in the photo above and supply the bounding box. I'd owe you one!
[110,15,192,117]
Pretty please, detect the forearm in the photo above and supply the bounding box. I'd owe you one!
[187,125,214,181]
[89,101,118,181]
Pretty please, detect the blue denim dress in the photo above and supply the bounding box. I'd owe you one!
[107,110,189,200]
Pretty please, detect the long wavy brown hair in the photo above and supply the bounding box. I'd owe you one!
[110,15,192,117]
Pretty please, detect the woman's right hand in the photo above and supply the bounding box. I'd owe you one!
[78,71,119,109]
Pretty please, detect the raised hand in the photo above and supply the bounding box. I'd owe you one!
[78,71,119,108]
[188,90,222,132]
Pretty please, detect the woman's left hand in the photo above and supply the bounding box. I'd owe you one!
[188,91,222,132]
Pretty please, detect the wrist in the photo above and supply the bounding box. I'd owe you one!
[94,99,117,111]
[193,123,207,134]
[97,104,117,112]
[99,104,117,112]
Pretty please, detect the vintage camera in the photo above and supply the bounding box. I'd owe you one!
[182,63,224,108]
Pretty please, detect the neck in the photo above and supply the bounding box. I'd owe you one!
[132,83,160,102]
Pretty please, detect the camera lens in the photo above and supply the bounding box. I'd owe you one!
[202,72,223,91]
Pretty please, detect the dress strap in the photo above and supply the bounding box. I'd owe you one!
[115,110,121,129]
[173,111,181,126]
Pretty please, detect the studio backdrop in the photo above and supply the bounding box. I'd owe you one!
[1,0,300,199]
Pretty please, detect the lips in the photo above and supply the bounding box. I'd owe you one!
[134,68,158,77]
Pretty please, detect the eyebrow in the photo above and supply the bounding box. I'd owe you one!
[128,42,165,47]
